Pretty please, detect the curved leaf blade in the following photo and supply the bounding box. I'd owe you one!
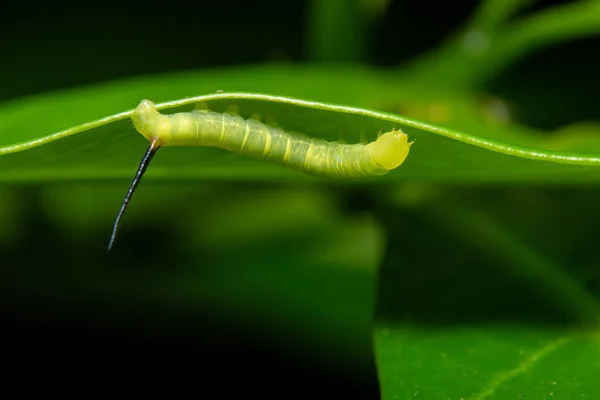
[2,87,600,182]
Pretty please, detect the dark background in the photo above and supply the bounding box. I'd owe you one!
[1,0,598,396]
[2,0,597,129]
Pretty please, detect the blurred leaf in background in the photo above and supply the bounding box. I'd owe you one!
[1,0,600,398]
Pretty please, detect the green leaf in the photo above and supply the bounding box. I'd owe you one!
[375,326,598,399]
[469,0,535,30]
[2,78,600,183]
[373,187,600,399]
[404,0,600,88]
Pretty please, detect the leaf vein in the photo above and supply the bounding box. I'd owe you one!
[470,335,570,400]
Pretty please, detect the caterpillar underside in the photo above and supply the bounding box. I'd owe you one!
[108,99,414,251]
[132,99,412,178]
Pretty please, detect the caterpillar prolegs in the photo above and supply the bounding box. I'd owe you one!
[107,99,413,251]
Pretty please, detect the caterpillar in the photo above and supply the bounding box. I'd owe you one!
[107,99,413,251]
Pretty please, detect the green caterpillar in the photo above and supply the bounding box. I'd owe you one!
[107,99,413,251]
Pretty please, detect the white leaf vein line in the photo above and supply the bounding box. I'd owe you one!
[470,335,570,400]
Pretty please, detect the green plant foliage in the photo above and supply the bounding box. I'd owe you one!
[2,0,600,398]
[373,186,600,398]
[2,89,600,183]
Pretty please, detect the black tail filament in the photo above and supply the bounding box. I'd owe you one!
[107,139,161,252]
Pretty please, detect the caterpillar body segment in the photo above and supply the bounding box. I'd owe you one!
[132,99,412,178]
[108,99,413,251]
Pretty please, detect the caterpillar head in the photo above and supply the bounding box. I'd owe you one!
[368,128,413,170]
[132,99,165,142]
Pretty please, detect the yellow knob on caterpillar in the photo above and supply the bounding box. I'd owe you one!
[367,128,413,170]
